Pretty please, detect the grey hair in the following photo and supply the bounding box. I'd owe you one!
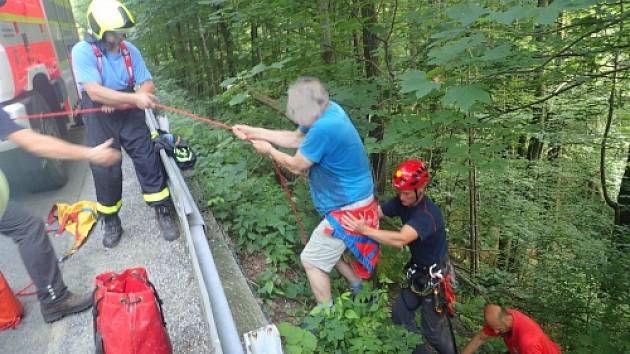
[286,77,330,126]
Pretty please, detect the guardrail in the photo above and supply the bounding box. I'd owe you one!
[145,109,245,354]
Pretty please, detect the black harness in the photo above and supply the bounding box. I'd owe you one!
[404,256,449,296]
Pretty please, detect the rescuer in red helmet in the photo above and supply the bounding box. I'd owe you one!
[343,159,457,354]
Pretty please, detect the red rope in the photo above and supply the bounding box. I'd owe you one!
[15,282,36,297]
[13,107,109,120]
[154,103,232,131]
[11,103,308,244]
[272,161,308,245]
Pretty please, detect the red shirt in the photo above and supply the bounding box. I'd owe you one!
[482,309,561,354]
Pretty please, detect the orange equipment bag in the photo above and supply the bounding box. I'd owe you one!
[0,271,23,330]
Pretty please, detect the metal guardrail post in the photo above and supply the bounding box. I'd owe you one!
[146,109,244,354]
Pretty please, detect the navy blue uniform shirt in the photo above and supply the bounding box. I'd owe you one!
[0,109,24,140]
[381,195,448,266]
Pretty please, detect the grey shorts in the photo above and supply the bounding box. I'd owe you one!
[299,218,346,273]
[300,195,374,273]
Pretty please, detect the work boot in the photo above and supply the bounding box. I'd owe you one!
[40,291,93,323]
[155,205,179,241]
[101,213,123,248]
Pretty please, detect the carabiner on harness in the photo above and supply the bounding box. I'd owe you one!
[406,262,441,296]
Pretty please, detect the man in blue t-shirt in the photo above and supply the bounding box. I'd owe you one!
[0,108,119,322]
[233,77,375,307]
[343,159,456,354]
[71,0,177,248]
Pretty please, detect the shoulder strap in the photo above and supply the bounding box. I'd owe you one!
[118,42,135,88]
[90,42,135,88]
[90,43,104,77]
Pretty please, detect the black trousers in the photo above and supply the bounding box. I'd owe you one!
[0,202,66,304]
[82,95,169,215]
[392,287,456,354]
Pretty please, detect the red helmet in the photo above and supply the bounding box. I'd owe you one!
[393,159,430,191]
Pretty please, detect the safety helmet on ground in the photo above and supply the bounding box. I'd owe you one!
[87,0,135,40]
[392,159,430,191]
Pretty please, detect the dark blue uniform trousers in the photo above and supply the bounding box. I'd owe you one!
[392,287,456,354]
[81,95,169,215]
[0,202,66,304]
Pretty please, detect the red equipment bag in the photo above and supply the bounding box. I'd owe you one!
[0,271,23,330]
[93,267,172,354]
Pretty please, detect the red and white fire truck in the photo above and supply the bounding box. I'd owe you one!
[0,0,80,192]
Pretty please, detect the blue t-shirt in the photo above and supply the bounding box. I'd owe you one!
[381,196,448,266]
[298,101,374,214]
[71,40,152,91]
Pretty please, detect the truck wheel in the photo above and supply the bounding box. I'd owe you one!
[21,92,69,193]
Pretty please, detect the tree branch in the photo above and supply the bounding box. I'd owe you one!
[493,66,630,115]
[482,15,628,79]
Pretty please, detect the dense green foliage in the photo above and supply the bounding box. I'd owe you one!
[72,0,629,352]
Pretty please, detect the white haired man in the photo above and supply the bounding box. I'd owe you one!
[232,77,378,308]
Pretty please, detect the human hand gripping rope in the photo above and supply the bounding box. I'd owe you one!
[11,102,308,255]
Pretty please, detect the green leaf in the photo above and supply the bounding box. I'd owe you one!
[428,33,485,65]
[270,57,292,69]
[278,322,305,345]
[220,77,237,88]
[198,0,227,5]
[441,84,491,112]
[284,283,300,299]
[555,0,599,11]
[487,5,536,25]
[533,7,561,25]
[532,0,599,25]
[345,309,359,319]
[446,4,489,26]
[250,63,267,75]
[399,70,441,99]
[261,280,274,294]
[302,331,318,351]
[480,44,511,61]
[285,345,302,354]
[431,28,465,40]
[228,92,249,106]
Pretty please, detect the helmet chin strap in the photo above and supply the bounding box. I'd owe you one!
[412,188,424,206]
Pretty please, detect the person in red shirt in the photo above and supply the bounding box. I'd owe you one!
[462,304,562,354]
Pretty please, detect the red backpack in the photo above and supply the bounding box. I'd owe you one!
[93,267,172,354]
[0,271,23,331]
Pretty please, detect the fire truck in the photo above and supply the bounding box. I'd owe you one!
[0,0,80,193]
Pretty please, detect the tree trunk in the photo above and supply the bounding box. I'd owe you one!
[468,128,480,275]
[251,21,262,66]
[618,145,630,226]
[219,18,235,77]
[526,0,552,161]
[319,0,334,64]
[267,21,280,61]
[197,14,217,97]
[600,48,621,224]
[361,1,387,194]
[214,24,225,81]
